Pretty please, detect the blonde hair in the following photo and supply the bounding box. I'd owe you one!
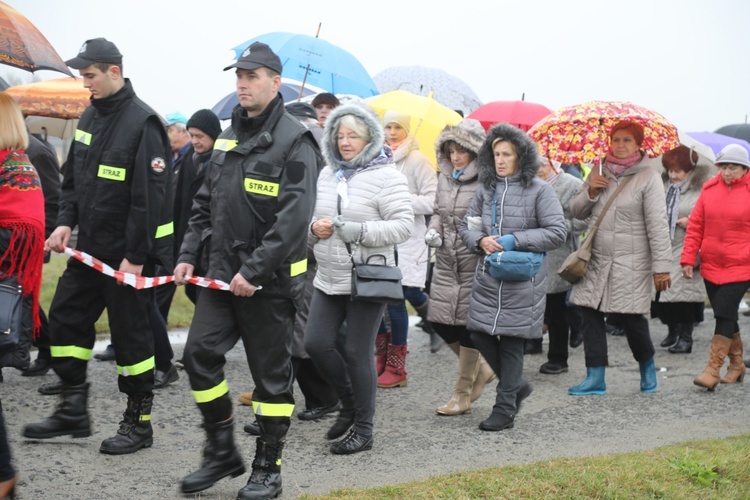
[0,93,28,150]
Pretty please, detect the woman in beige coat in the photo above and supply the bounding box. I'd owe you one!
[424,119,495,415]
[568,121,672,396]
[651,146,712,354]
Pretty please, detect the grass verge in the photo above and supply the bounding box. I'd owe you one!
[302,434,750,499]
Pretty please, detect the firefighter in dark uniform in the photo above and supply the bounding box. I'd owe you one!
[174,42,321,499]
[23,38,174,456]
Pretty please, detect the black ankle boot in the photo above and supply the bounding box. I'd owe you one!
[660,324,679,347]
[99,394,153,455]
[23,382,92,439]
[479,412,514,431]
[668,323,693,354]
[21,350,51,377]
[237,438,284,500]
[181,418,246,494]
[326,410,355,440]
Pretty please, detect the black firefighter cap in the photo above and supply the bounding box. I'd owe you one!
[66,38,123,69]
[224,42,282,74]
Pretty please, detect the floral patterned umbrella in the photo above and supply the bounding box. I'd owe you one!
[5,77,89,119]
[528,101,680,164]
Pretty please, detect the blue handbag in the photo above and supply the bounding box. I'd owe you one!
[484,191,544,282]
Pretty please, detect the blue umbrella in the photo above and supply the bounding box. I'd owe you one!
[212,82,314,120]
[686,131,750,156]
[231,31,379,97]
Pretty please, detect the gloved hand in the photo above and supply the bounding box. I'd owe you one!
[653,272,672,292]
[466,216,482,231]
[332,215,363,243]
[496,234,516,251]
[424,229,443,248]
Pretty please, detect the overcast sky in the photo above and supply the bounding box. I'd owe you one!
[9,0,750,132]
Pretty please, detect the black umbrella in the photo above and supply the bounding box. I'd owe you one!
[211,83,315,120]
[714,123,750,142]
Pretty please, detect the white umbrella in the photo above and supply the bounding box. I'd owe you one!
[678,130,715,164]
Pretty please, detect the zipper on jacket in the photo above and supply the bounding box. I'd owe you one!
[492,281,503,333]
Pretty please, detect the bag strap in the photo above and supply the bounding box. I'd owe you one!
[580,174,634,250]
[337,194,398,266]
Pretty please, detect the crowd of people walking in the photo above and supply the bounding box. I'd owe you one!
[2,36,750,500]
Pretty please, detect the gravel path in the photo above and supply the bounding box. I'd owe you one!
[3,310,750,499]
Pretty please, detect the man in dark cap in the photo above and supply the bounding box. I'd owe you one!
[174,42,322,499]
[23,38,174,456]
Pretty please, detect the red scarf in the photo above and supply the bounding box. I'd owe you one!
[0,149,45,335]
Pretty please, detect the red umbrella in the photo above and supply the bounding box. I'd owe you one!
[468,100,552,132]
[0,1,73,76]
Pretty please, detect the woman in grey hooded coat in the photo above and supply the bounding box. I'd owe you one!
[459,124,566,431]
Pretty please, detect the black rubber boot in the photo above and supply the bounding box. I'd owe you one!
[668,323,693,354]
[660,323,679,348]
[99,394,154,455]
[181,418,246,494]
[237,438,284,499]
[23,382,92,439]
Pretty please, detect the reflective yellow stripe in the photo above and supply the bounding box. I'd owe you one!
[290,259,307,277]
[98,164,126,181]
[116,356,155,377]
[155,221,174,239]
[214,139,238,151]
[139,414,151,422]
[50,345,93,361]
[75,129,92,145]
[244,178,279,197]
[252,401,295,417]
[192,380,229,404]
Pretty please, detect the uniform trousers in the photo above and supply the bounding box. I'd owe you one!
[49,259,155,394]
[183,288,295,444]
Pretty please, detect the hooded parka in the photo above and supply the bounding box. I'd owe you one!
[569,156,672,314]
[459,124,566,338]
[311,103,414,295]
[426,119,485,326]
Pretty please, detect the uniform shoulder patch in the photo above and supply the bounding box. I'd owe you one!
[151,157,166,174]
[286,160,306,184]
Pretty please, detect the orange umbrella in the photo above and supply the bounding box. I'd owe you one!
[5,77,89,119]
[0,1,72,76]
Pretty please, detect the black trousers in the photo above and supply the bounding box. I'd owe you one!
[580,307,655,367]
[704,279,750,337]
[49,259,155,394]
[432,323,475,348]
[0,401,13,483]
[184,288,295,444]
[292,357,338,409]
[470,332,526,416]
[150,293,173,370]
[545,292,570,366]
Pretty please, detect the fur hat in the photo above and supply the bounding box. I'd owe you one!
[311,93,340,108]
[477,123,542,188]
[382,110,411,135]
[435,118,485,158]
[186,109,221,141]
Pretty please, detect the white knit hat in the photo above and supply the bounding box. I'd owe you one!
[715,144,750,169]
[383,110,411,134]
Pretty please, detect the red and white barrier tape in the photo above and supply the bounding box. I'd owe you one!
[63,246,230,291]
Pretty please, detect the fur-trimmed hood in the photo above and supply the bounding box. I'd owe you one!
[477,123,541,188]
[435,118,485,175]
[321,103,386,170]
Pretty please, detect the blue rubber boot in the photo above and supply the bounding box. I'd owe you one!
[639,357,658,393]
[568,367,606,396]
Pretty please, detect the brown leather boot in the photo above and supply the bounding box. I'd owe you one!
[694,335,732,390]
[470,353,496,402]
[436,346,477,416]
[721,333,746,384]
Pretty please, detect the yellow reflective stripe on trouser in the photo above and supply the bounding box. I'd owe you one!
[50,345,93,361]
[192,380,229,404]
[290,259,307,277]
[252,401,295,417]
[116,356,155,377]
[155,221,174,239]
[75,129,92,145]
[139,414,151,422]
[214,139,238,151]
